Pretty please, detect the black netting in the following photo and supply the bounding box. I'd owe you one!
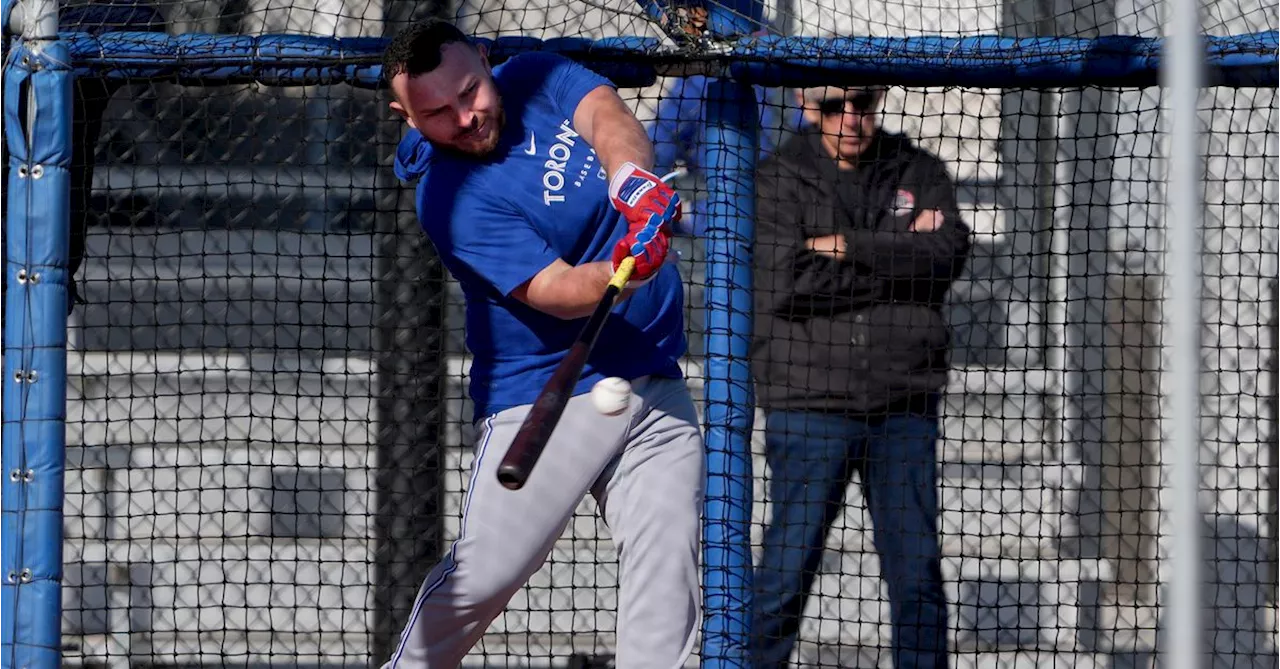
[4,0,1273,668]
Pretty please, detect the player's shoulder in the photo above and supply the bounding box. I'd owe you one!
[493,51,602,102]
[493,51,577,81]
[413,155,505,231]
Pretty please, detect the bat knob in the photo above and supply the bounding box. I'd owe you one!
[496,465,527,491]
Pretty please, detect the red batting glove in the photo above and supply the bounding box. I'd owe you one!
[608,162,682,283]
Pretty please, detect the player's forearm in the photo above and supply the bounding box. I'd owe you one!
[586,97,656,180]
[520,260,634,320]
[598,125,656,182]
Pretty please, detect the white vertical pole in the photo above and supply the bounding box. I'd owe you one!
[22,0,58,39]
[1163,0,1203,662]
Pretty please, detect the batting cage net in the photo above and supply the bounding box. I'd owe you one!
[2,0,1277,667]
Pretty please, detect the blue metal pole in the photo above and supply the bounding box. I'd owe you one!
[2,9,72,669]
[699,78,758,668]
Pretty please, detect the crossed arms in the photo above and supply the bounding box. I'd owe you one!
[756,157,971,320]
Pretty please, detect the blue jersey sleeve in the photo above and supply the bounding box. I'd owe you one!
[420,178,562,298]
[504,52,615,121]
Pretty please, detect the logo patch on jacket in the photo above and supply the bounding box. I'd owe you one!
[891,189,916,218]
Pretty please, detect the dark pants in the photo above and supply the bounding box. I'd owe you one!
[751,407,949,669]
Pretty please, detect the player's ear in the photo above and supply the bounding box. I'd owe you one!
[389,100,417,130]
[475,42,491,71]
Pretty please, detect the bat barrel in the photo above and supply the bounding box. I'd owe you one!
[493,261,634,490]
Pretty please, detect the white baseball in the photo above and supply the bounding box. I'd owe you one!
[590,377,631,416]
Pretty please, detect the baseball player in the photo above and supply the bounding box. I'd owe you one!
[380,18,705,669]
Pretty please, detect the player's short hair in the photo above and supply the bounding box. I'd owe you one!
[382,18,473,85]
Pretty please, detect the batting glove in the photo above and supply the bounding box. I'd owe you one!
[608,162,682,283]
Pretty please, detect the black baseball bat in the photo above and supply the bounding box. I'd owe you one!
[496,256,635,490]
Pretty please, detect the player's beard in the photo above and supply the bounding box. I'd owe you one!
[451,104,505,159]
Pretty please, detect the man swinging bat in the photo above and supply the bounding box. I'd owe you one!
[380,18,704,669]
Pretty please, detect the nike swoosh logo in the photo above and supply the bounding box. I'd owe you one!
[523,133,537,155]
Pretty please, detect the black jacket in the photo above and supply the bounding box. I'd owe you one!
[751,127,972,416]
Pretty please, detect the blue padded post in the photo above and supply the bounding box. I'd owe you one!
[699,78,758,668]
[1,35,73,669]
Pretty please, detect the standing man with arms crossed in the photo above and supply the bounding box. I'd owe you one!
[380,19,703,669]
[749,85,972,669]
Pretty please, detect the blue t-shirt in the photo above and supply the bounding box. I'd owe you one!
[393,52,687,421]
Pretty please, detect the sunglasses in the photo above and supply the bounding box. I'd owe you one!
[817,91,879,116]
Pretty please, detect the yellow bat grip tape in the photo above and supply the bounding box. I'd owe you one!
[609,256,636,291]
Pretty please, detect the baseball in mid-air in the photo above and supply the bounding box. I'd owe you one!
[591,377,631,416]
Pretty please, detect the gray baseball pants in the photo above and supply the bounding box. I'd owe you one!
[383,375,706,669]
